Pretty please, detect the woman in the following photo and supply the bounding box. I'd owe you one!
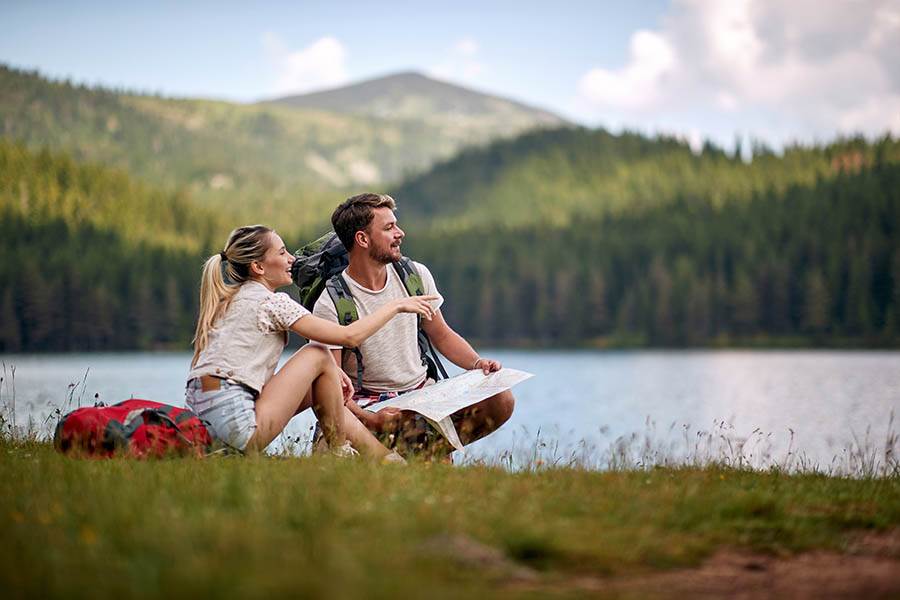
[186,224,437,459]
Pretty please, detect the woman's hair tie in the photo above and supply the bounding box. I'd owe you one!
[219,251,227,262]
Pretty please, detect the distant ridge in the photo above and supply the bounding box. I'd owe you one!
[264,71,567,126]
[0,64,569,210]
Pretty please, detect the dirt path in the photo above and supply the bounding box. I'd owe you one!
[512,530,900,598]
[607,536,899,598]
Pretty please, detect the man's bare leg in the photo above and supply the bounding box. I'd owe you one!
[452,390,515,445]
[386,390,515,458]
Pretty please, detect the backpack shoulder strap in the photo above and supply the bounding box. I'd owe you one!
[391,258,449,381]
[324,273,365,390]
[392,257,425,297]
[325,273,359,326]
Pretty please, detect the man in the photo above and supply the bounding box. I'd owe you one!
[312,192,515,456]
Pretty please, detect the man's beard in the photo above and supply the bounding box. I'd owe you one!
[369,244,396,264]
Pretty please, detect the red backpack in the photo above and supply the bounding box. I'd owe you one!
[53,399,213,458]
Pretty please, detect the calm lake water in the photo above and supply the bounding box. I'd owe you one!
[2,350,898,471]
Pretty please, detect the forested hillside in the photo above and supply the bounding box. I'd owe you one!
[394,127,900,230]
[0,142,224,351]
[1,101,898,350]
[406,143,900,346]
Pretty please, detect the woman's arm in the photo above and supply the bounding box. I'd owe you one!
[290,295,439,348]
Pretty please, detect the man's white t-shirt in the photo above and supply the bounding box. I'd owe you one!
[312,261,444,392]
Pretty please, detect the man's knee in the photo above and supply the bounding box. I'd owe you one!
[492,390,515,426]
[473,391,514,433]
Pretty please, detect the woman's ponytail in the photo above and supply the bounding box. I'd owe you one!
[191,253,237,366]
[190,225,273,366]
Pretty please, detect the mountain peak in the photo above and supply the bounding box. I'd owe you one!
[263,71,567,126]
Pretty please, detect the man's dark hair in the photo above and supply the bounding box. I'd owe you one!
[332,193,397,250]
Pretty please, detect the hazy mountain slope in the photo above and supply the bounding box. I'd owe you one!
[0,66,438,225]
[266,71,566,137]
[0,65,569,231]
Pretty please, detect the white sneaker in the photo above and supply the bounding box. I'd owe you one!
[382,451,407,465]
[331,440,359,458]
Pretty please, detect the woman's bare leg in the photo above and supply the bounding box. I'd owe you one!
[246,344,390,458]
[308,357,345,448]
[339,406,393,458]
[307,358,391,458]
[247,345,340,451]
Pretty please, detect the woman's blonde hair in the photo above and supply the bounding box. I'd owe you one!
[191,224,274,366]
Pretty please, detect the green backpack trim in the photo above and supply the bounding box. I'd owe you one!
[325,275,359,327]
[292,231,349,310]
[324,274,364,390]
[393,258,426,297]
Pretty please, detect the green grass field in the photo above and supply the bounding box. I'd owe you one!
[3,438,898,599]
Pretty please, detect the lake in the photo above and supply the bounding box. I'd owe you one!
[2,350,898,472]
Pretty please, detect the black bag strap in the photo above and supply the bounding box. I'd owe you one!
[103,408,203,454]
[393,258,449,381]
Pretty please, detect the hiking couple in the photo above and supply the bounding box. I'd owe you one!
[185,193,515,461]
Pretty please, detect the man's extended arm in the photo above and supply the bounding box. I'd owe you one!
[422,310,501,374]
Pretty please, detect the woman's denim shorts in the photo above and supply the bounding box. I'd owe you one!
[185,378,257,451]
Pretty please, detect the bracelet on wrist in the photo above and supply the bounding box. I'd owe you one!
[472,357,483,370]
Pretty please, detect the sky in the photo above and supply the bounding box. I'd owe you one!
[2,0,898,150]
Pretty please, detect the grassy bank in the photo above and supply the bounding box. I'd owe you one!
[3,440,898,599]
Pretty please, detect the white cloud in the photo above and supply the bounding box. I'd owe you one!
[716,91,739,112]
[455,37,479,56]
[429,37,486,83]
[263,33,348,96]
[687,128,704,153]
[577,0,900,148]
[578,30,675,111]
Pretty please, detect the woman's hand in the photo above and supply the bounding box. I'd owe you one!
[392,294,440,320]
[339,369,355,404]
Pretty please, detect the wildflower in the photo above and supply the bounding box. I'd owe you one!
[80,526,98,545]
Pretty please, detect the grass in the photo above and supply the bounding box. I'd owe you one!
[2,368,899,598]
[2,438,899,599]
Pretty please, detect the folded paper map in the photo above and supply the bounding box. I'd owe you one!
[376,368,534,451]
